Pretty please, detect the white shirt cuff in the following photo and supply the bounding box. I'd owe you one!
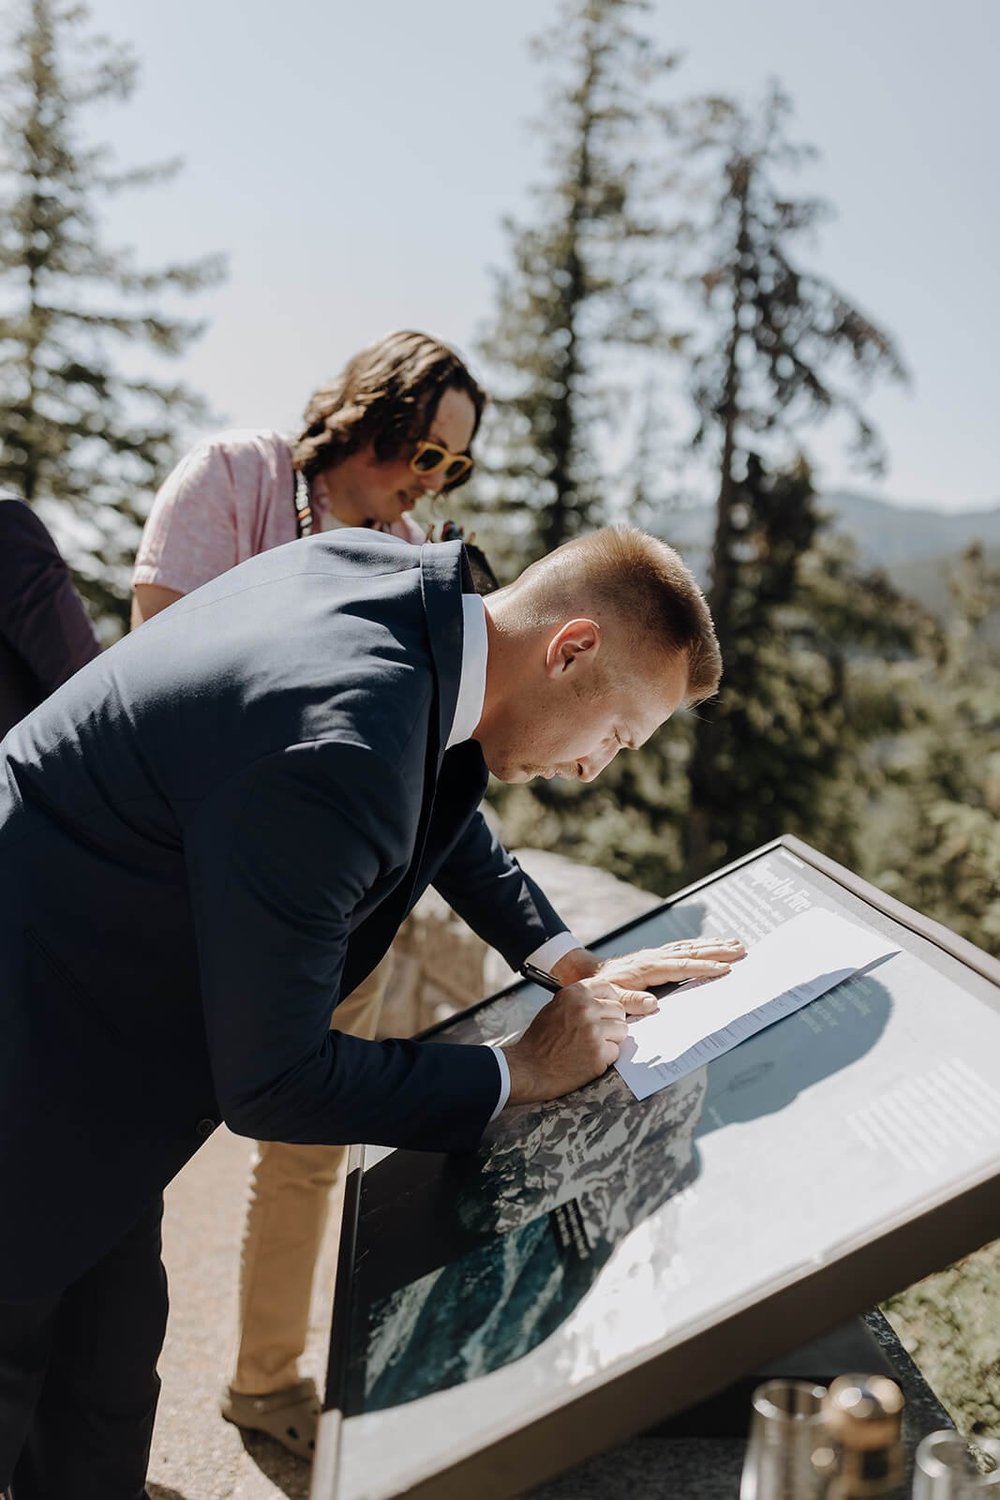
[487,1045,511,1121]
[524,930,583,973]
[486,935,584,1123]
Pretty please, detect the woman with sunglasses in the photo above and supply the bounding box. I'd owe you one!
[133,329,483,628]
[130,329,485,1461]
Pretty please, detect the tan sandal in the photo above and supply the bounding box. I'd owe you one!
[220,1376,319,1461]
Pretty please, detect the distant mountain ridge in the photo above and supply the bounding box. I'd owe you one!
[820,491,1000,570]
[658,490,1000,618]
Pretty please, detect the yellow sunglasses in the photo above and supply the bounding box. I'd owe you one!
[409,439,475,492]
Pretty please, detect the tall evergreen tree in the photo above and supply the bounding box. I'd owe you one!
[677,85,908,875]
[681,453,927,872]
[867,544,1000,956]
[471,0,680,569]
[0,0,223,628]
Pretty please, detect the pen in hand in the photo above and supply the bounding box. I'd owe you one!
[519,960,566,993]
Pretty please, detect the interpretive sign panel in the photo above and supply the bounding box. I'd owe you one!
[312,836,1000,1500]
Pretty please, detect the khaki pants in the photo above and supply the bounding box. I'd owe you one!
[230,953,394,1395]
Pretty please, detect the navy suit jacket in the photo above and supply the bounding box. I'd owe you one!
[0,533,566,1299]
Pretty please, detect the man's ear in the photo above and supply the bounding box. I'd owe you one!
[544,619,602,678]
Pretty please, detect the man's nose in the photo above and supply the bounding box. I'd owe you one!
[578,743,620,783]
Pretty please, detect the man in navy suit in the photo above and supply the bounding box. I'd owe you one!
[0,525,740,1497]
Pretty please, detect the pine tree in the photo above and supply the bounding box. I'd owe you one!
[0,0,224,629]
[867,545,1000,956]
[676,84,908,876]
[471,0,681,570]
[681,454,928,871]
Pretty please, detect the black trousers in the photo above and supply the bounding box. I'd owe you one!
[0,1198,168,1500]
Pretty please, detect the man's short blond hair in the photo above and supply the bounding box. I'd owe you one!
[518,526,721,704]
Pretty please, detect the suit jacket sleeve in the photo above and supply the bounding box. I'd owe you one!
[432,808,570,969]
[184,740,502,1153]
[0,500,100,695]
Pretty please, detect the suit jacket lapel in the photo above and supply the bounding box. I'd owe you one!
[339,543,479,997]
[370,541,468,920]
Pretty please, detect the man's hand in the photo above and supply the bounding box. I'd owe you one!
[551,936,746,991]
[595,936,747,989]
[502,976,658,1106]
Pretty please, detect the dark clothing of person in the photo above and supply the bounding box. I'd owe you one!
[0,501,138,1498]
[0,1199,165,1500]
[0,497,100,741]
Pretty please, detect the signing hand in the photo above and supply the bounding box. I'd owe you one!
[503,975,658,1106]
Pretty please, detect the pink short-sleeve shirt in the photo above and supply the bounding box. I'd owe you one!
[133,429,424,596]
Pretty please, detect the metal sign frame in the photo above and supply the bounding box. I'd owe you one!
[313,835,1000,1499]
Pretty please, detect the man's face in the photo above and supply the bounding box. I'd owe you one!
[478,629,690,785]
[343,386,477,529]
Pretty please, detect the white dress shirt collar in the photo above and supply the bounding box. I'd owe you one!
[446,594,488,750]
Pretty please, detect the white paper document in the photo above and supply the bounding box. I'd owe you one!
[615,907,898,1101]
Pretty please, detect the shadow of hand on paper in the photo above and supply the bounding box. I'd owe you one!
[693,961,894,1140]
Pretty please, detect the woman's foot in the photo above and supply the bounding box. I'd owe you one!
[220,1376,319,1461]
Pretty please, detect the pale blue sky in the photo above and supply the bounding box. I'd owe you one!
[71,0,999,511]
